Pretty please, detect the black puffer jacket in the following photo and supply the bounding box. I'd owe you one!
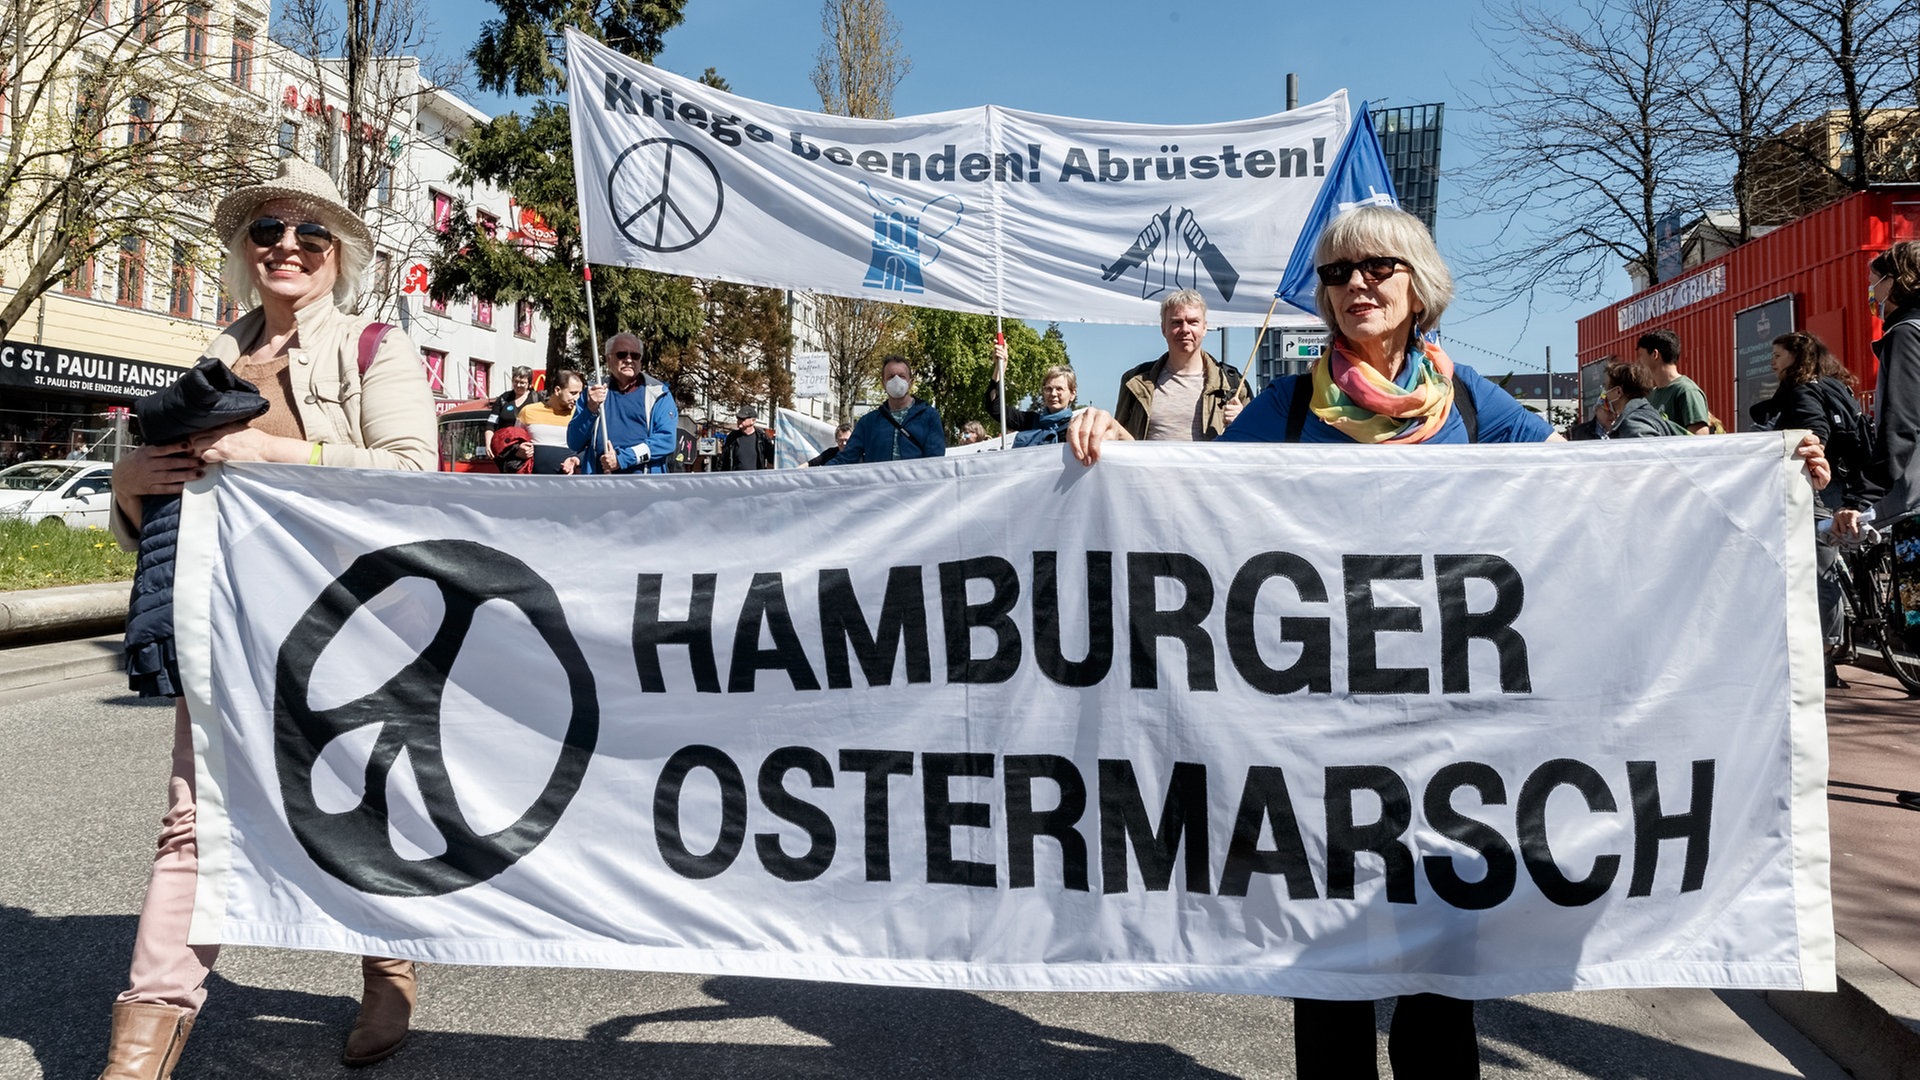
[124,495,184,697]
[124,358,268,697]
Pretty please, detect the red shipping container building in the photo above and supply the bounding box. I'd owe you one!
[1577,189,1920,425]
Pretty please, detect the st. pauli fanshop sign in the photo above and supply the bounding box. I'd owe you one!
[564,28,1342,328]
[172,437,1834,999]
[0,339,182,398]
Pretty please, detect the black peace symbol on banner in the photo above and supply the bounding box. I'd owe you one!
[275,540,598,898]
[607,137,725,253]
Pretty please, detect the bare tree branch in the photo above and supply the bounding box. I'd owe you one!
[0,0,275,337]
[1459,0,1723,308]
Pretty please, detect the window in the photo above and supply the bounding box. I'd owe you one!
[216,287,239,325]
[374,165,391,207]
[86,0,108,23]
[372,250,392,297]
[477,210,499,239]
[473,297,493,328]
[168,242,193,317]
[64,241,95,297]
[514,299,534,338]
[73,74,106,145]
[420,348,446,394]
[116,237,146,308]
[313,128,332,172]
[183,5,209,65]
[468,360,491,400]
[426,286,446,316]
[132,0,157,42]
[230,25,254,90]
[128,96,156,145]
[276,119,296,158]
[430,189,453,232]
[0,69,9,139]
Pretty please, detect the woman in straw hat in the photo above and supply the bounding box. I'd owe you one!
[101,158,436,1078]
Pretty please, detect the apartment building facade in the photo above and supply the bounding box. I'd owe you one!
[0,4,546,460]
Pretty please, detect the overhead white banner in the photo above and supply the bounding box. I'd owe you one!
[565,29,1342,327]
[176,435,1833,999]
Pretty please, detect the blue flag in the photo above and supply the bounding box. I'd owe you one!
[1273,102,1399,317]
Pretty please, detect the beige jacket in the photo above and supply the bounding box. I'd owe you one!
[205,299,438,470]
[1112,350,1251,441]
[111,297,436,548]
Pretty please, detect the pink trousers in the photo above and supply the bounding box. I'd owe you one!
[118,700,219,1012]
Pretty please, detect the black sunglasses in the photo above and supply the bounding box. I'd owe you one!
[247,216,335,254]
[1316,256,1409,286]
[611,350,642,361]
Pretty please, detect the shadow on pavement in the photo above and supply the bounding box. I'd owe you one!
[3,901,1826,1079]
[585,975,1237,1079]
[3,903,1236,1079]
[1,905,365,1080]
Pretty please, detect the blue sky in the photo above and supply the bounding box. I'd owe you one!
[429,0,1619,401]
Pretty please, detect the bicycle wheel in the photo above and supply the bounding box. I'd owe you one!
[1864,544,1920,694]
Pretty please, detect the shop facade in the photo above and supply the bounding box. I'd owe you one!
[1577,188,1920,427]
[0,335,186,463]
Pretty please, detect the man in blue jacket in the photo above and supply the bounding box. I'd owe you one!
[570,333,679,474]
[829,355,945,465]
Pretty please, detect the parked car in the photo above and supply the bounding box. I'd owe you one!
[0,460,116,528]
[436,398,500,473]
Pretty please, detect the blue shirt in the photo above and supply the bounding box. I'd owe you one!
[1218,362,1553,445]
[568,375,679,473]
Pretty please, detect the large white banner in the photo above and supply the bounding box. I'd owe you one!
[176,435,1834,999]
[565,29,1342,327]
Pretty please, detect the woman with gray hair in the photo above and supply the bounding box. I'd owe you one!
[488,364,544,437]
[1068,204,1547,1076]
[102,158,435,1077]
[1072,205,1558,457]
[1067,204,1827,1075]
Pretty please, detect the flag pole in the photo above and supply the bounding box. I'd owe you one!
[1246,295,1280,373]
[583,263,612,462]
[995,316,1007,449]
[566,29,615,468]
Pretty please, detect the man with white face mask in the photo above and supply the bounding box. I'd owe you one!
[828,354,946,464]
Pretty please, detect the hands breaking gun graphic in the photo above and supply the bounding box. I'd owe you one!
[1099,206,1240,302]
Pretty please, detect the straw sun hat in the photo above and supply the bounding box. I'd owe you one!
[211,158,373,253]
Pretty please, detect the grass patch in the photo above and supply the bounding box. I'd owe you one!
[0,518,135,590]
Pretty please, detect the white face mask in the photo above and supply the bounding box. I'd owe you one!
[884,375,910,399]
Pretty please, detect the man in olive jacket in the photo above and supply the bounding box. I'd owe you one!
[1112,289,1251,441]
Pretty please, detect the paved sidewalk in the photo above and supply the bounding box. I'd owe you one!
[1770,658,1920,1079]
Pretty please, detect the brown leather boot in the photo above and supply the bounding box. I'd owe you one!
[341,956,416,1067]
[98,1002,194,1080]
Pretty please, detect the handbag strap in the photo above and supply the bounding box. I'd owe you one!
[356,322,394,376]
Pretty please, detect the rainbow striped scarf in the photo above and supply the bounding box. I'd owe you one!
[1309,335,1458,444]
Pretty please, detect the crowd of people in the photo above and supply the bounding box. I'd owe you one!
[91,148,1917,1080]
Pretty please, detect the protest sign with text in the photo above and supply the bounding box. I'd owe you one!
[564,28,1341,328]
[176,436,1833,999]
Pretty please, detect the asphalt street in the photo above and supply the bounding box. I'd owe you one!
[0,670,1853,1080]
